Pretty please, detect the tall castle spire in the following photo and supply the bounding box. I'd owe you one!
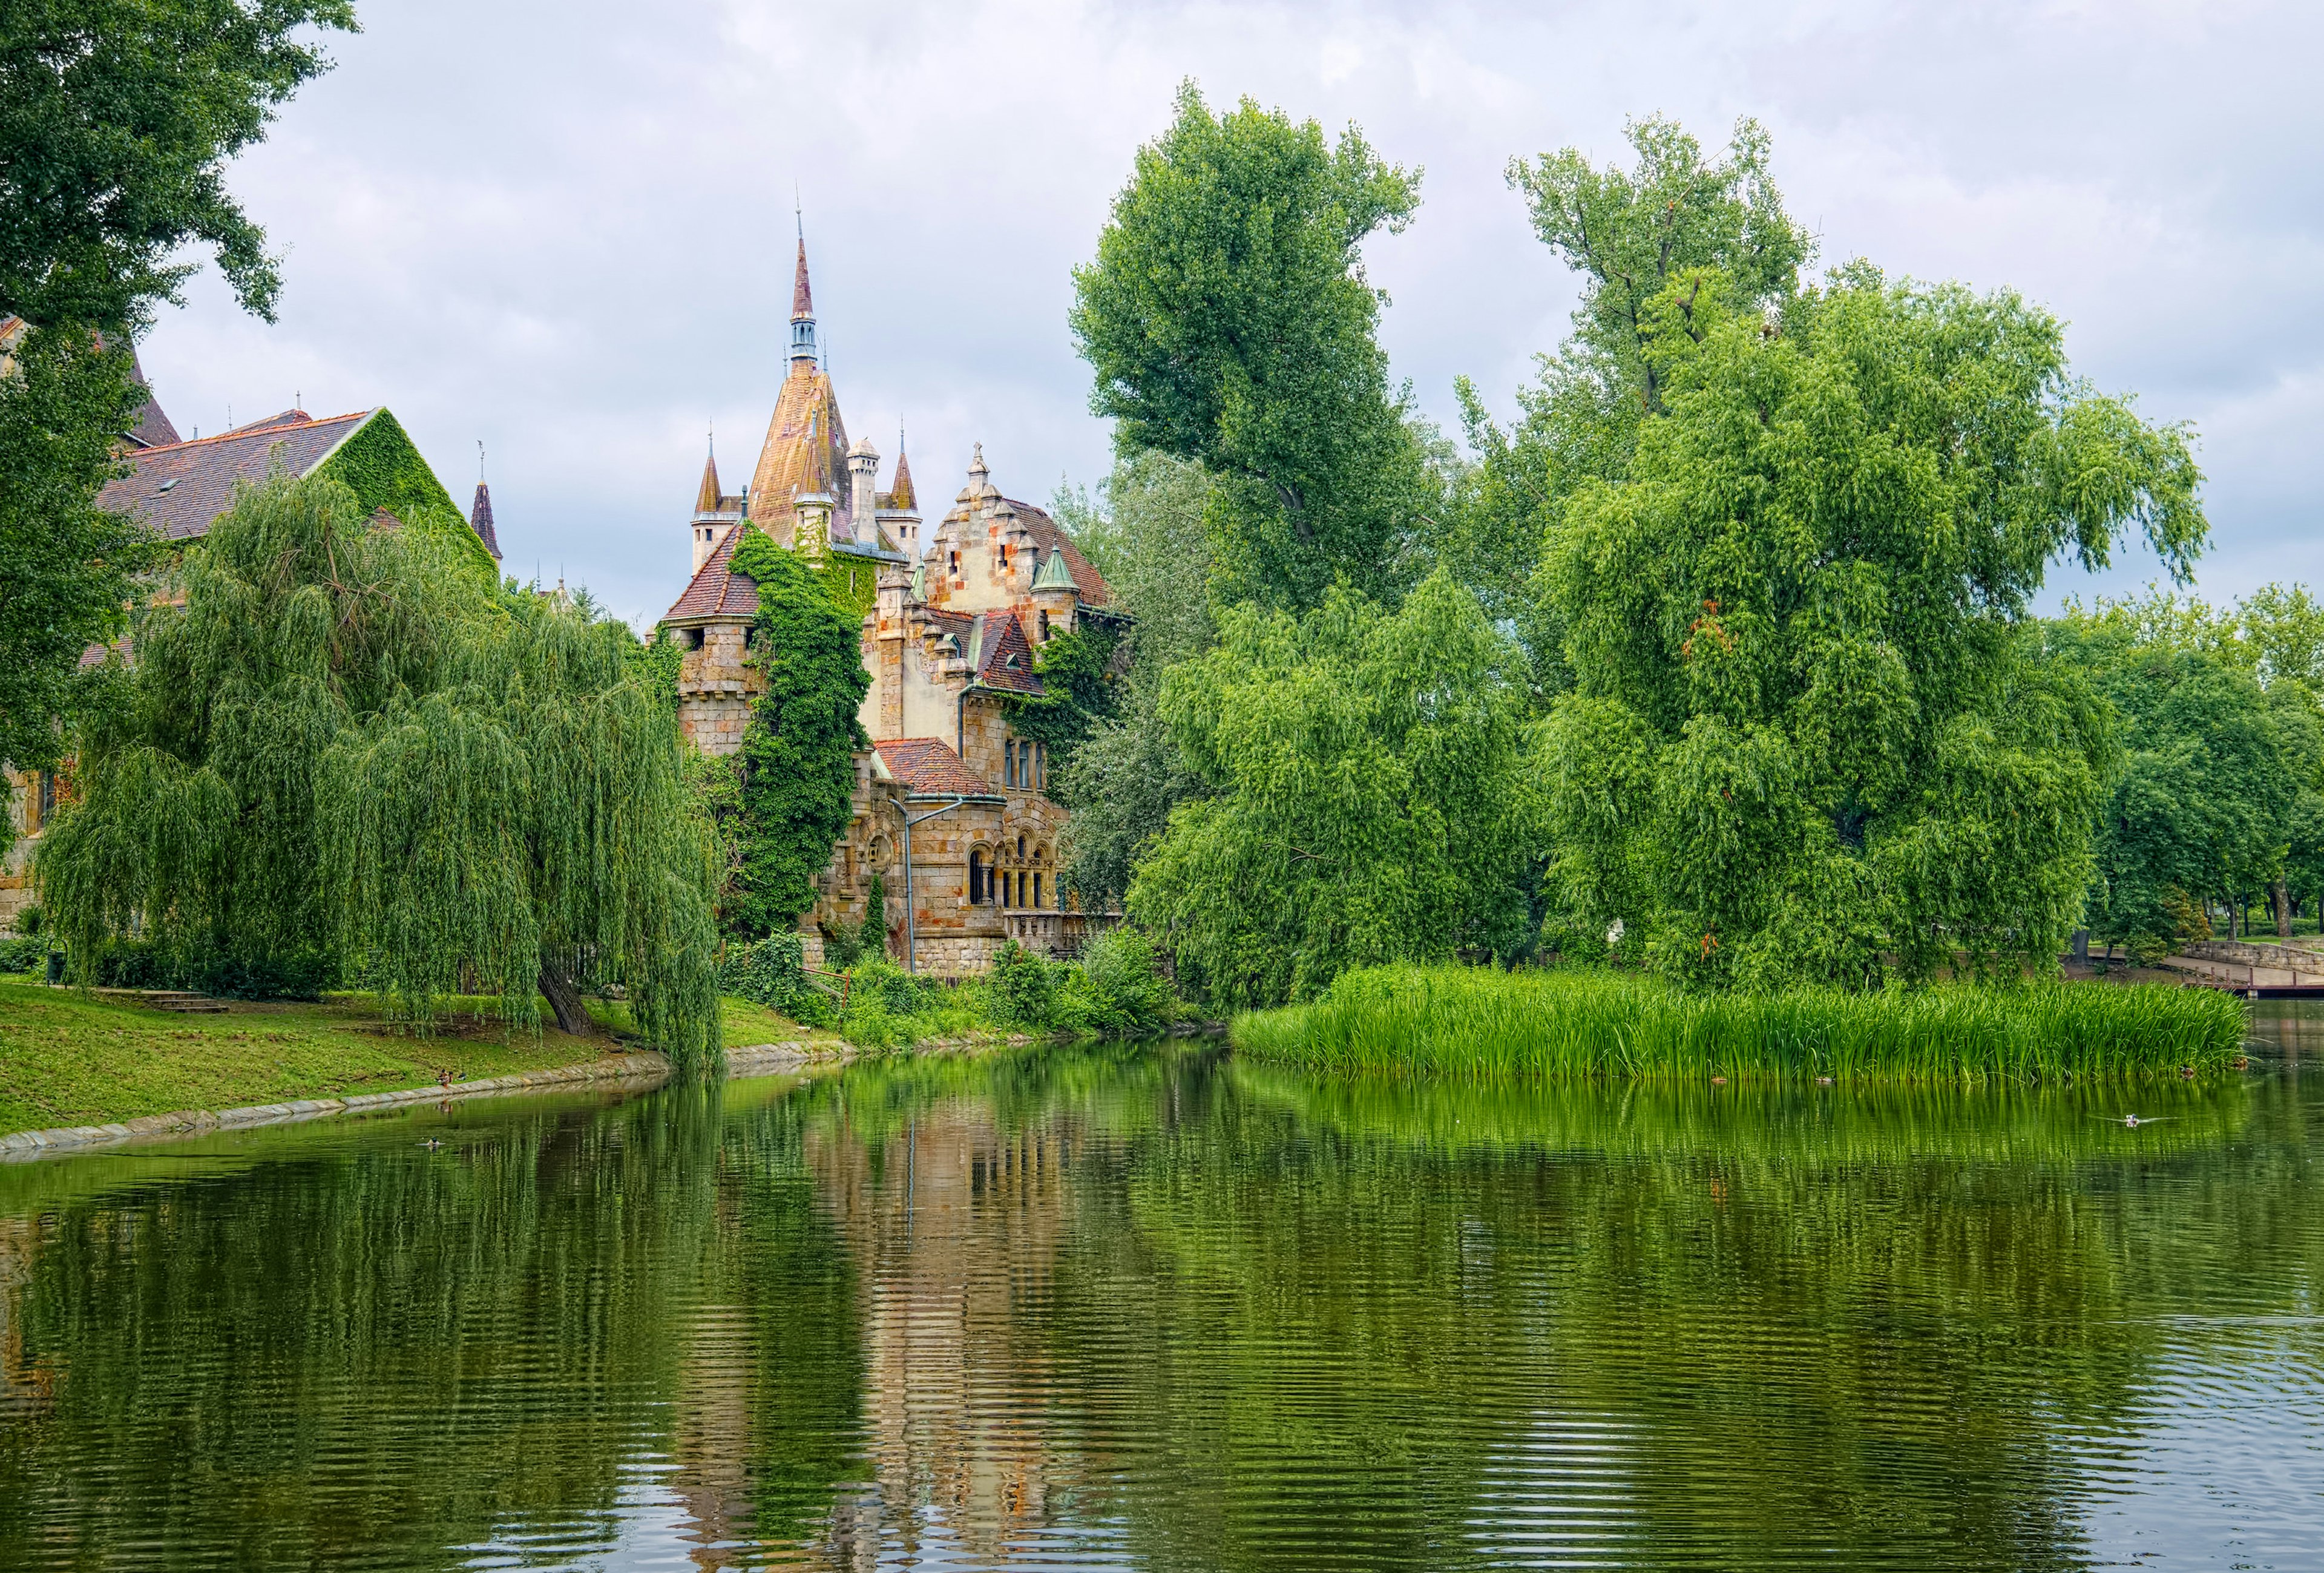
[789,237,817,372]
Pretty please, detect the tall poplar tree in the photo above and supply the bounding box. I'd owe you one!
[1070,84,1433,610]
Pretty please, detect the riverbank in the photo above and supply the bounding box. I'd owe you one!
[1230,964,2250,1083]
[0,980,837,1137]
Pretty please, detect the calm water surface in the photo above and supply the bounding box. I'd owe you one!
[1,1010,2319,1571]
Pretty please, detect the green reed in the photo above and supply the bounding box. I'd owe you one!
[1230,964,2250,1083]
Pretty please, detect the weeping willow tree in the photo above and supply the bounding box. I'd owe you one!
[38,475,723,1066]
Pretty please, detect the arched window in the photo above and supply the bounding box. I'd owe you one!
[1017,834,1027,859]
[969,849,989,905]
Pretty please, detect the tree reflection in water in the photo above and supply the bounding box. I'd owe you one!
[0,1014,2317,1571]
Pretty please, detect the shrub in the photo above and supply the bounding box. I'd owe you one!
[987,939,1061,1028]
[0,934,46,974]
[1057,927,1177,1036]
[721,933,833,1024]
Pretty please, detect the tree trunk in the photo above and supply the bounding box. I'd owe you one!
[539,959,592,1038]
[2274,878,2293,939]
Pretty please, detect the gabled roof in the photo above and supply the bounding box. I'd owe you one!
[874,737,995,798]
[662,522,759,623]
[1004,498,1110,606]
[94,410,373,541]
[470,481,501,560]
[971,609,1044,695]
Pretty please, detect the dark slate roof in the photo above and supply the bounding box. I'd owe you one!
[971,609,1043,694]
[124,346,180,448]
[1005,498,1110,606]
[470,481,501,560]
[875,738,995,798]
[661,525,759,623]
[94,410,373,541]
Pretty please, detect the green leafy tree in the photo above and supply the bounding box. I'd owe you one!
[1,0,356,329]
[720,528,870,940]
[2061,584,2324,934]
[1430,119,1816,701]
[1071,83,1433,609]
[0,329,159,793]
[1051,452,1217,904]
[38,476,723,1063]
[1538,257,2201,986]
[1128,571,1532,1005]
[1,0,356,843]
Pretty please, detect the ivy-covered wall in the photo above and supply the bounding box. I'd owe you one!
[318,410,495,574]
[817,553,880,620]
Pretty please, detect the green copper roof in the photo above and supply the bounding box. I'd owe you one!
[1032,548,1077,592]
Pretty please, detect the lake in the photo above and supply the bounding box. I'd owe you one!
[1,1007,2317,1571]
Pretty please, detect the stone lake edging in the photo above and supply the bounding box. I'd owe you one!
[0,1021,1227,1161]
[0,1040,829,1159]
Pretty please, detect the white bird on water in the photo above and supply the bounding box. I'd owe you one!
[2097,1114,2173,1128]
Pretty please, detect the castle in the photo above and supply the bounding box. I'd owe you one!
[661,243,1123,974]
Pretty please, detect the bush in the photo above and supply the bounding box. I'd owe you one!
[13,902,42,937]
[72,939,336,999]
[1057,927,1177,1036]
[987,940,1061,1028]
[0,934,47,974]
[721,933,834,1025]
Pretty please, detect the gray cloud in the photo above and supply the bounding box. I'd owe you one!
[144,0,2320,626]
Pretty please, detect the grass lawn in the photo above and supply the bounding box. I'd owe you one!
[0,980,830,1136]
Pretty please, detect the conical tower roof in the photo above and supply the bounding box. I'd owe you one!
[695,449,722,513]
[886,443,916,511]
[470,481,501,560]
[791,239,814,320]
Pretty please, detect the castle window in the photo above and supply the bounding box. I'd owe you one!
[950,550,959,576]
[1017,834,1026,859]
[1033,872,1043,909]
[1017,870,1028,907]
[970,849,989,905]
[1038,609,1049,641]
[1004,741,1016,789]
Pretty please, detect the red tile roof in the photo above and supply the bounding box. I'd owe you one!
[1005,498,1110,606]
[875,738,995,798]
[661,524,760,623]
[971,609,1043,694]
[94,410,373,541]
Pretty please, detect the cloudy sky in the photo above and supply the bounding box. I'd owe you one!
[146,0,2318,627]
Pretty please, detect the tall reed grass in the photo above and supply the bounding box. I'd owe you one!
[1230,964,2249,1084]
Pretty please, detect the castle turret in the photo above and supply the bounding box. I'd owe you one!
[847,436,880,545]
[689,445,743,572]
